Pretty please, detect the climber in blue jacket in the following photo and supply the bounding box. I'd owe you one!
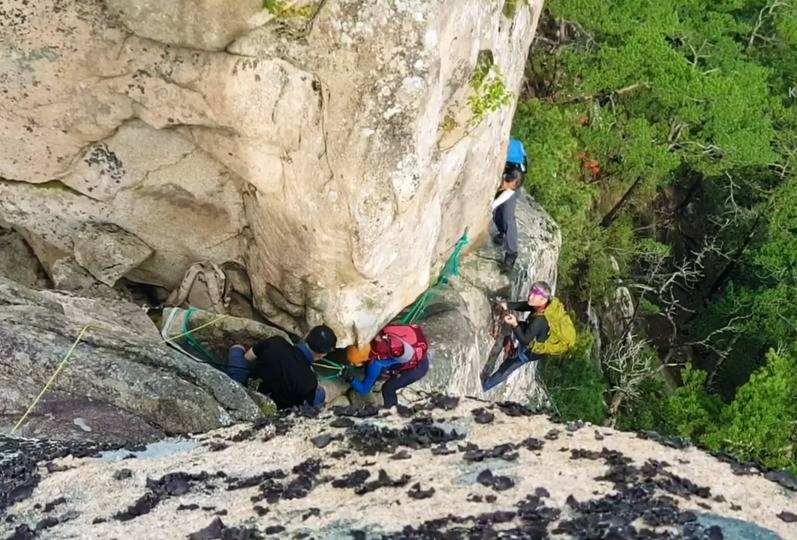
[342,336,429,408]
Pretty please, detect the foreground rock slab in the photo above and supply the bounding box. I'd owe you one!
[2,397,794,539]
[0,277,261,442]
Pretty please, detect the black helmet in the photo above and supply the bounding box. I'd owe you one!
[306,324,337,354]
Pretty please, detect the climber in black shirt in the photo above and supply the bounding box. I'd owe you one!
[226,325,337,409]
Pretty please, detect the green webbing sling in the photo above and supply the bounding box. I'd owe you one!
[399,229,469,324]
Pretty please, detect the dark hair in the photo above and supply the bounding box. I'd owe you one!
[502,168,524,184]
[306,324,337,354]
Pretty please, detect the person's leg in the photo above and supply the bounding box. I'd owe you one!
[226,345,250,384]
[381,356,430,408]
[311,385,326,407]
[482,353,526,391]
[501,252,517,273]
[482,346,542,391]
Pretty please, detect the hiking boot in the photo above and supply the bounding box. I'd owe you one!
[500,252,517,274]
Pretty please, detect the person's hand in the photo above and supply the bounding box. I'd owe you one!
[342,371,355,384]
[503,314,518,327]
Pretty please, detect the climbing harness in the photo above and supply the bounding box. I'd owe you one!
[399,230,470,324]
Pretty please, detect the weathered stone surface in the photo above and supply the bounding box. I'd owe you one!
[50,256,124,301]
[0,227,50,289]
[104,0,266,51]
[0,0,545,344]
[0,277,261,441]
[3,397,795,539]
[73,222,153,286]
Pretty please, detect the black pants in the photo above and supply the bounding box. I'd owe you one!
[381,355,430,407]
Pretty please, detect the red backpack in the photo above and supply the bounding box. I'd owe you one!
[369,324,428,372]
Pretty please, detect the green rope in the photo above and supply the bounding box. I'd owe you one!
[313,359,345,371]
[183,307,223,364]
[399,229,470,324]
[313,359,346,381]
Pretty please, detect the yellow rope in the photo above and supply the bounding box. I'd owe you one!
[159,314,228,345]
[11,324,91,434]
[11,312,229,435]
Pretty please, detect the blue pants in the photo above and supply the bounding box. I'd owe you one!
[227,346,250,384]
[381,355,430,407]
[482,348,544,391]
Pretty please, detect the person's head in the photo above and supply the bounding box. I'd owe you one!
[502,168,524,190]
[527,281,552,308]
[305,324,337,360]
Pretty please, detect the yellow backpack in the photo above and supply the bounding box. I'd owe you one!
[531,298,576,356]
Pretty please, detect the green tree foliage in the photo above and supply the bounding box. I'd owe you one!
[660,352,797,473]
[515,0,792,301]
[704,348,797,473]
[513,0,796,471]
[664,365,724,440]
[541,332,608,425]
[614,376,670,432]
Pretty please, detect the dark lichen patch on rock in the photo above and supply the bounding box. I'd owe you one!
[3,395,792,539]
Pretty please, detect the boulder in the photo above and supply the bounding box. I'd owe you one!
[0,0,546,344]
[73,222,153,287]
[0,277,261,442]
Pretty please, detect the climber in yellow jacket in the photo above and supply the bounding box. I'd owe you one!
[482,281,576,391]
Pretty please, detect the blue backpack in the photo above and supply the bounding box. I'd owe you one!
[506,138,527,172]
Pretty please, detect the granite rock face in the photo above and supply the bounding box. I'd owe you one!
[0,0,545,344]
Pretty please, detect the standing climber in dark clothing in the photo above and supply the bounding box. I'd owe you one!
[225,325,337,409]
[482,281,576,391]
[492,168,524,273]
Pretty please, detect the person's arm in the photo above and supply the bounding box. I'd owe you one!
[512,321,535,347]
[350,361,385,395]
[491,189,514,211]
[507,301,534,312]
[350,358,406,394]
